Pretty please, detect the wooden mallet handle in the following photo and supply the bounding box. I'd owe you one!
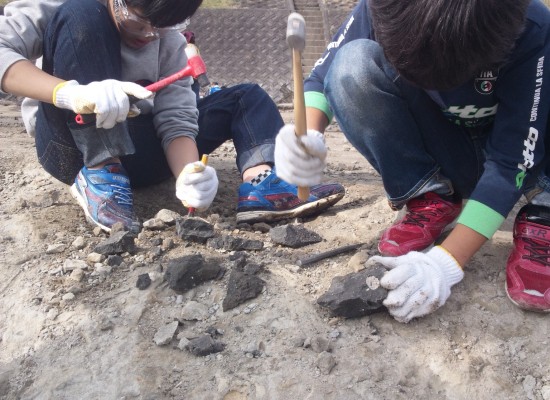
[286,13,310,201]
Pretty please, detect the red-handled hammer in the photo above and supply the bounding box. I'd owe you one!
[286,12,310,201]
[75,54,208,125]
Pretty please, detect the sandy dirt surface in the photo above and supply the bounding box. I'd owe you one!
[0,97,549,400]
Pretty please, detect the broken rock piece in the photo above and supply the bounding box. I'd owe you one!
[317,263,388,318]
[164,254,222,292]
[270,224,322,248]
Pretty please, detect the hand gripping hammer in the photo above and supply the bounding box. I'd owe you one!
[286,12,310,201]
[75,53,208,125]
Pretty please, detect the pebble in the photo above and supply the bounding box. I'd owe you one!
[316,351,337,375]
[541,385,550,400]
[181,301,209,321]
[153,321,179,346]
[46,308,59,320]
[63,259,87,272]
[46,244,66,254]
[71,236,86,249]
[62,293,75,301]
[523,375,536,399]
[87,252,105,263]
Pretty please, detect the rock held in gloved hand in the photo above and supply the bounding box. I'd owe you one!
[317,263,388,318]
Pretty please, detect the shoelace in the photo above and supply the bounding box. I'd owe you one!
[403,203,441,227]
[521,237,550,266]
[112,184,133,206]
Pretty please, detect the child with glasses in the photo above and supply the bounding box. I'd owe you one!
[0,0,344,233]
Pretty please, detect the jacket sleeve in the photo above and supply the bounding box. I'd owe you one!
[0,0,64,92]
[304,0,374,120]
[153,32,199,151]
[457,21,550,238]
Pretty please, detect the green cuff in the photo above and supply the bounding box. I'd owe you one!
[304,91,333,122]
[457,200,505,239]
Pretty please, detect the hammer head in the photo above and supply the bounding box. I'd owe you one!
[286,12,306,51]
[187,54,210,87]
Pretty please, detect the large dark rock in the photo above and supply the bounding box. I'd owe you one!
[207,235,264,251]
[317,264,388,318]
[222,270,266,311]
[175,217,215,244]
[270,224,323,248]
[164,254,222,292]
[93,231,136,255]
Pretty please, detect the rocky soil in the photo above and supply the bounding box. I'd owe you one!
[0,98,549,400]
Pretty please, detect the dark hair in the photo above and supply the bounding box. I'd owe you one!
[370,0,530,90]
[127,0,203,28]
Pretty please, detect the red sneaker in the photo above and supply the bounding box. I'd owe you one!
[506,204,550,312]
[378,192,462,256]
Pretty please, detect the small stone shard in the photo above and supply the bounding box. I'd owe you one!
[186,335,225,356]
[153,321,179,346]
[136,273,152,290]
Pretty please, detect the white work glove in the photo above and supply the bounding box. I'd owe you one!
[274,124,327,187]
[175,161,219,210]
[53,79,153,129]
[369,246,464,323]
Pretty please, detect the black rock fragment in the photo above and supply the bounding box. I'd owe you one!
[136,273,152,290]
[186,335,225,356]
[175,217,215,244]
[317,263,388,318]
[93,231,136,255]
[270,224,322,248]
[222,269,266,311]
[207,235,263,251]
[164,254,222,292]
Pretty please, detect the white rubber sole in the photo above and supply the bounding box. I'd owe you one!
[236,192,344,224]
[70,183,111,233]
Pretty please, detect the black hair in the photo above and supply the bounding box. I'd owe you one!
[369,0,530,90]
[127,0,203,28]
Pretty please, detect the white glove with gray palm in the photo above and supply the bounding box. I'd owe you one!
[369,246,464,323]
[53,79,152,129]
[175,161,219,211]
[274,124,327,187]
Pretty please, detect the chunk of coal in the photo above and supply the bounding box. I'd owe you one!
[269,224,322,248]
[93,231,136,255]
[186,335,225,356]
[317,263,388,318]
[164,254,222,292]
[136,273,152,290]
[207,235,263,251]
[222,269,266,311]
[175,217,215,244]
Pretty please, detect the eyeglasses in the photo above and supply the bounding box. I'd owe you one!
[113,0,190,39]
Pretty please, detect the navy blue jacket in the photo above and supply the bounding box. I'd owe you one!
[305,0,550,238]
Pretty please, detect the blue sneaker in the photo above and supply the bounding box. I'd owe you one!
[70,163,140,233]
[236,169,345,223]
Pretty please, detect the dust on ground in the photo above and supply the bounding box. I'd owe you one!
[0,98,549,400]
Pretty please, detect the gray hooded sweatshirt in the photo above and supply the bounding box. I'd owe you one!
[0,0,199,150]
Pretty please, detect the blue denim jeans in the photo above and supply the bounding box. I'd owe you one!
[324,39,488,209]
[35,0,282,187]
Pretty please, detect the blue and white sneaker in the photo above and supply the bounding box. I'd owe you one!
[70,163,141,233]
[236,169,345,223]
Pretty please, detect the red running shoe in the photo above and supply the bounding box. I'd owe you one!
[506,204,550,312]
[378,192,462,256]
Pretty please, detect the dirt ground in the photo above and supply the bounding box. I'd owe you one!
[0,97,549,400]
